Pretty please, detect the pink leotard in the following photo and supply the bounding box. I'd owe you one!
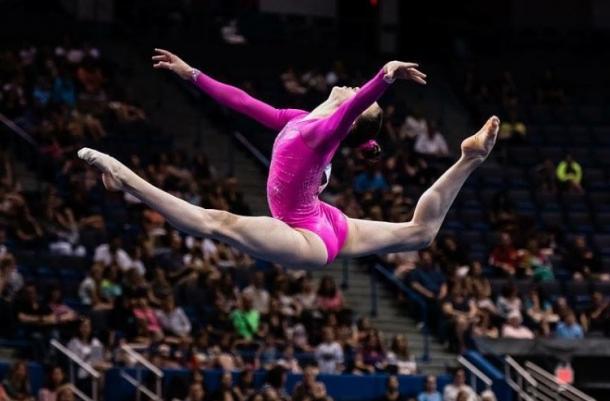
[193,68,391,263]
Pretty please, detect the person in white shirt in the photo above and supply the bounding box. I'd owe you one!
[67,318,107,379]
[242,271,270,314]
[502,310,534,339]
[155,295,192,338]
[443,368,477,401]
[315,326,344,374]
[401,111,428,139]
[93,236,132,271]
[415,123,449,158]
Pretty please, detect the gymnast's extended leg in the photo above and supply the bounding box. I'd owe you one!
[77,148,328,268]
[340,116,499,257]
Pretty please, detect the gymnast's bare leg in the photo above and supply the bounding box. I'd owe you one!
[77,148,328,268]
[340,116,500,257]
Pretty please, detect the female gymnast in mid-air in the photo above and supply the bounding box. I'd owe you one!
[78,48,499,269]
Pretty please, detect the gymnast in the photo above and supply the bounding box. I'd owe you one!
[78,48,499,269]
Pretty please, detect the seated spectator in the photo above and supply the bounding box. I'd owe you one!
[533,158,557,194]
[314,326,344,374]
[210,371,241,401]
[0,253,24,301]
[55,388,74,401]
[2,360,33,401]
[414,121,449,158]
[498,110,527,144]
[155,294,192,339]
[564,235,600,280]
[295,277,317,311]
[466,262,494,312]
[354,166,388,193]
[292,365,322,401]
[78,263,110,309]
[554,312,584,340]
[480,390,497,401]
[386,335,417,375]
[418,375,442,401]
[132,294,163,341]
[442,282,477,352]
[361,330,385,370]
[67,319,109,378]
[556,154,584,194]
[93,236,132,272]
[316,276,345,313]
[582,291,609,336]
[380,375,403,401]
[230,294,260,341]
[235,369,256,400]
[400,109,428,140]
[409,250,447,302]
[489,232,520,276]
[442,369,476,401]
[242,271,270,314]
[472,310,499,339]
[496,283,523,320]
[15,284,55,327]
[519,238,554,282]
[277,345,301,373]
[501,311,534,339]
[47,287,79,324]
[38,366,69,401]
[524,287,558,336]
[183,382,206,401]
[311,382,333,401]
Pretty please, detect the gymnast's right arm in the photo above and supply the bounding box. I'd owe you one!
[152,48,305,131]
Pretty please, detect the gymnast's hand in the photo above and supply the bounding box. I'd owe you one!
[383,61,427,84]
[152,48,194,80]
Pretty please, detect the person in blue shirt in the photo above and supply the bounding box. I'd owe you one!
[555,312,584,339]
[417,375,442,401]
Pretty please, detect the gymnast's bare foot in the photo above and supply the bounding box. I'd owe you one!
[77,148,125,191]
[461,116,500,162]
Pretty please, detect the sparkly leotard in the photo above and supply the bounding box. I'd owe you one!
[193,69,391,263]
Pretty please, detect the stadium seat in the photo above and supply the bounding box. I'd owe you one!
[566,281,592,311]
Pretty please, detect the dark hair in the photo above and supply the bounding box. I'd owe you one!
[344,111,383,160]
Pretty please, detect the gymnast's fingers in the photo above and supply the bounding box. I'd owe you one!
[152,55,169,62]
[153,61,172,70]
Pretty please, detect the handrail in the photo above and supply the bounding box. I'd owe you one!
[504,356,537,401]
[506,356,537,387]
[458,355,493,390]
[525,361,596,401]
[372,263,430,361]
[50,340,100,379]
[233,131,270,168]
[0,113,38,146]
[120,344,163,401]
[68,383,95,401]
[50,340,100,401]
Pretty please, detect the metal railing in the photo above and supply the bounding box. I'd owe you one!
[50,340,100,401]
[120,344,164,401]
[505,356,538,401]
[371,263,430,361]
[524,361,596,401]
[458,355,493,393]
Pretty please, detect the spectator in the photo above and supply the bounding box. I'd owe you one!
[264,365,290,400]
[242,271,270,314]
[354,166,388,193]
[380,375,403,401]
[564,235,599,280]
[441,282,477,352]
[480,390,497,401]
[409,250,447,302]
[235,369,256,400]
[38,366,69,401]
[15,284,55,328]
[67,318,109,378]
[315,326,344,374]
[316,276,345,313]
[295,277,317,311]
[556,154,583,194]
[442,369,476,401]
[292,365,321,401]
[417,375,441,401]
[230,294,260,341]
[55,388,74,401]
[400,110,428,140]
[582,291,609,336]
[414,121,449,158]
[386,335,417,375]
[93,236,132,272]
[155,294,192,339]
[277,345,301,373]
[524,288,557,336]
[489,232,520,276]
[47,287,79,324]
[210,371,242,401]
[472,310,498,339]
[496,282,522,319]
[0,254,24,301]
[554,312,584,340]
[501,311,534,339]
[78,263,111,309]
[132,294,163,340]
[498,110,527,144]
[533,158,557,194]
[183,382,206,401]
[2,360,33,401]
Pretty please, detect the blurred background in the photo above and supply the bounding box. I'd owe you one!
[0,1,609,401]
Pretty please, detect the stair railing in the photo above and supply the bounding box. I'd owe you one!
[504,356,538,401]
[458,355,493,393]
[524,361,596,401]
[120,344,164,401]
[50,339,100,401]
[371,263,430,361]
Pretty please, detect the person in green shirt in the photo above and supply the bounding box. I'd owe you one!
[556,154,584,194]
[230,294,260,340]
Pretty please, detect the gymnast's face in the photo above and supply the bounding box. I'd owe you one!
[329,86,381,120]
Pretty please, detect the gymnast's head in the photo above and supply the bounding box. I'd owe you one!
[329,86,383,161]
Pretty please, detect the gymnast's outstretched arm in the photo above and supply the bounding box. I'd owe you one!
[152,48,306,130]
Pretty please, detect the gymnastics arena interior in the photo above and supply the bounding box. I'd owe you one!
[0,1,609,400]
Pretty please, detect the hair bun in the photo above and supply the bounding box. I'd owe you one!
[358,139,382,161]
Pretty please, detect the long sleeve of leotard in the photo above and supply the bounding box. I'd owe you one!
[303,68,392,150]
[193,70,307,131]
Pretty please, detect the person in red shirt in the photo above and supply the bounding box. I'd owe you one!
[489,232,519,276]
